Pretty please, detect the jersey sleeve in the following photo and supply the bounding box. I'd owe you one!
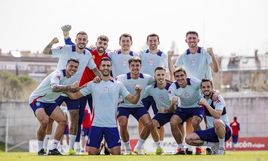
[86,52,97,70]
[118,81,130,98]
[168,83,178,100]
[80,82,93,96]
[50,71,62,86]
[51,46,69,58]
[213,95,225,111]
[147,75,155,85]
[64,37,75,45]
[141,85,151,99]
[203,49,212,65]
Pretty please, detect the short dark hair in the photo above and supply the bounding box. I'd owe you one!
[97,35,109,42]
[100,57,111,64]
[154,66,166,72]
[147,33,159,42]
[67,58,79,65]
[186,31,199,37]
[76,31,88,37]
[128,57,142,65]
[119,33,132,42]
[234,117,237,120]
[173,67,186,76]
[200,78,214,88]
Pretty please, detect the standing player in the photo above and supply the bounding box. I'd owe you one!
[168,31,219,154]
[185,79,232,155]
[142,67,173,155]
[116,57,154,155]
[230,116,240,150]
[43,31,101,155]
[108,33,138,77]
[66,57,142,155]
[168,68,203,155]
[139,33,168,145]
[29,58,79,155]
[61,25,109,153]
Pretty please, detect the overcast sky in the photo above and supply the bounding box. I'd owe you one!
[1,0,268,56]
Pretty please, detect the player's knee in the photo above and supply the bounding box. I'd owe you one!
[214,119,224,128]
[185,136,192,145]
[192,117,201,126]
[40,117,49,126]
[170,118,179,127]
[144,120,153,130]
[118,118,128,128]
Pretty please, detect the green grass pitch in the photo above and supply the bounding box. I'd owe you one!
[0,151,268,161]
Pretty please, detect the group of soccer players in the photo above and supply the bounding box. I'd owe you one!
[29,25,232,156]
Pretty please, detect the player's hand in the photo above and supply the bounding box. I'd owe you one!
[61,25,72,32]
[69,81,80,92]
[134,84,142,94]
[199,98,208,107]
[50,37,59,45]
[171,96,178,105]
[207,48,214,56]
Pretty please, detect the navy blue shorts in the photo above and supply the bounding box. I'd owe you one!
[195,125,232,142]
[55,95,80,110]
[30,101,58,116]
[153,113,174,127]
[142,96,158,114]
[87,126,121,149]
[175,107,204,123]
[117,107,148,121]
[82,127,91,137]
[232,135,239,143]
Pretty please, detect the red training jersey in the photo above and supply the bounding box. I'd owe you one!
[230,121,240,136]
[79,50,108,87]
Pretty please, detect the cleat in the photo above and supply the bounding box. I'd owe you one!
[185,148,193,155]
[216,148,225,155]
[133,147,145,155]
[68,149,76,155]
[211,143,219,155]
[206,147,212,155]
[123,149,132,155]
[38,149,46,155]
[175,148,186,155]
[48,148,62,155]
[195,147,202,155]
[155,147,164,155]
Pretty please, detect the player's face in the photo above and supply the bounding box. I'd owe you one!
[174,71,187,87]
[66,61,79,77]
[129,61,141,75]
[96,39,108,53]
[119,36,132,51]
[147,36,159,51]
[75,34,88,50]
[185,34,199,48]
[100,60,111,77]
[155,69,166,85]
[201,81,213,97]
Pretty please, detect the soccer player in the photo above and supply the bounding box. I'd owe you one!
[169,31,219,80]
[43,32,101,155]
[230,116,240,150]
[61,25,109,153]
[142,66,173,155]
[108,33,138,77]
[185,79,232,155]
[168,68,204,155]
[29,58,79,155]
[66,57,142,155]
[139,33,168,145]
[116,57,154,155]
[168,31,219,154]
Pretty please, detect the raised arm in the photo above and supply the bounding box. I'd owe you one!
[207,48,219,73]
[43,37,59,55]
[61,25,74,45]
[167,51,175,81]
